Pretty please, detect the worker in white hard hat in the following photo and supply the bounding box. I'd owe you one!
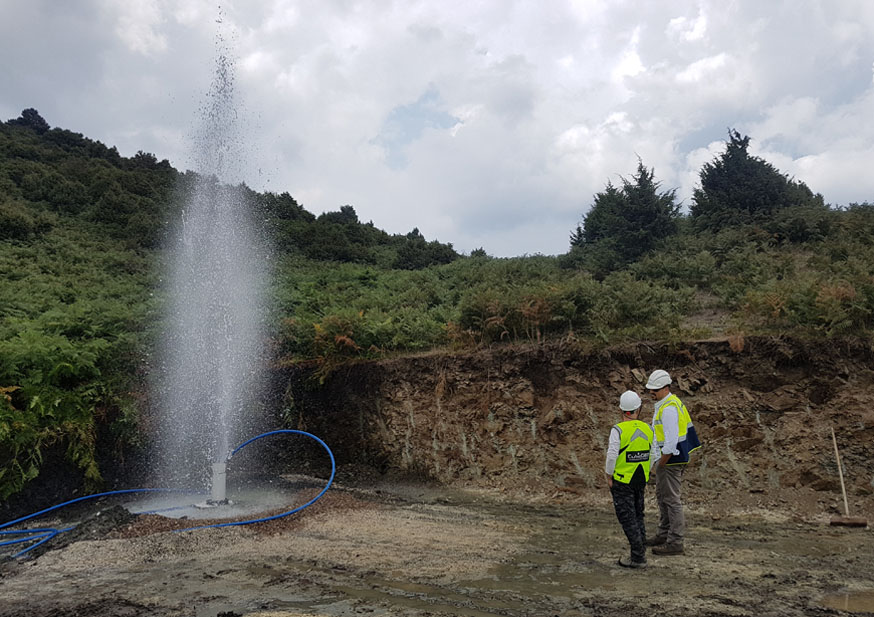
[605,390,654,568]
[645,369,701,556]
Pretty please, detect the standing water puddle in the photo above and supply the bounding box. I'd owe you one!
[125,487,299,519]
[821,590,874,613]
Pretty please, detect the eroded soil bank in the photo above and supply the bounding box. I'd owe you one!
[289,336,874,519]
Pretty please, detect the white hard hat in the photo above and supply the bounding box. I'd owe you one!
[619,390,642,412]
[646,369,672,390]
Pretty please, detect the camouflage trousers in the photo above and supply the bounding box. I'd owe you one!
[610,481,647,563]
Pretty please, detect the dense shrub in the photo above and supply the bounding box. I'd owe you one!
[0,200,41,240]
[763,205,834,244]
[741,275,873,336]
[630,250,717,289]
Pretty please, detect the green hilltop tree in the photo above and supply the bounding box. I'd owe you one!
[565,160,680,276]
[393,227,458,269]
[691,129,825,231]
[7,108,50,134]
[318,204,360,225]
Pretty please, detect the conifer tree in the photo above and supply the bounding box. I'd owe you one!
[691,130,824,231]
[566,160,679,276]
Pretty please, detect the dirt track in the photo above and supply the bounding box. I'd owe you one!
[2,476,872,617]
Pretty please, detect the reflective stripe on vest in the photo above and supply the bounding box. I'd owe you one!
[653,393,701,465]
[612,419,654,484]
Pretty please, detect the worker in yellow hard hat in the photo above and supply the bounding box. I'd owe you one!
[605,390,654,568]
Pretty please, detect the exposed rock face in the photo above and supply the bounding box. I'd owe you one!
[287,337,874,513]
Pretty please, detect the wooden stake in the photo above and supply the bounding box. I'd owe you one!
[830,426,850,517]
[829,426,867,527]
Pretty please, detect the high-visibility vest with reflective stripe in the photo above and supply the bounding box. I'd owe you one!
[613,420,654,484]
[653,393,701,465]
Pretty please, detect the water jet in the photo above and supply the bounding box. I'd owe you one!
[154,20,268,497]
[0,19,335,561]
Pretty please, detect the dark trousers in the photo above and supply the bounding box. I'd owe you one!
[611,481,646,562]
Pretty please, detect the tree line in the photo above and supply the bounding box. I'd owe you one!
[563,130,828,277]
[0,108,459,268]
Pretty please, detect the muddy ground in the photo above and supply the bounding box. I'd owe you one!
[3,337,874,615]
[1,473,873,617]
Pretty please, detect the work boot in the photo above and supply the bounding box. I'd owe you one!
[651,543,684,555]
[645,535,667,547]
[617,556,647,568]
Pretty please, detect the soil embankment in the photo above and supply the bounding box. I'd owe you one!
[290,336,874,519]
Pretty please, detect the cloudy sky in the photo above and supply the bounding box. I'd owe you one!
[2,1,873,257]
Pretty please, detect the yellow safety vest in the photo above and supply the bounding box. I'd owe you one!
[653,393,701,465]
[612,420,654,484]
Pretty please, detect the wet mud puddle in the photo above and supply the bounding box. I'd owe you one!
[193,509,630,617]
[821,590,874,613]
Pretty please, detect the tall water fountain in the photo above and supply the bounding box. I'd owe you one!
[0,26,331,557]
[155,40,267,497]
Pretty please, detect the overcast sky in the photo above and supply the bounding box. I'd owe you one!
[2,1,873,257]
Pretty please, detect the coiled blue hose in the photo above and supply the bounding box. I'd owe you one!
[181,429,336,532]
[0,429,335,558]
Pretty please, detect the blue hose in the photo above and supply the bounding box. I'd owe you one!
[0,488,191,531]
[0,429,335,558]
[181,429,336,532]
[1,531,54,547]
[0,488,192,559]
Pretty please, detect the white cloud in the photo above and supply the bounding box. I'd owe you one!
[170,0,211,26]
[3,0,874,255]
[675,53,727,84]
[793,150,874,205]
[103,0,168,55]
[239,50,277,76]
[667,9,707,42]
[750,87,874,205]
[611,27,645,82]
[263,2,300,33]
